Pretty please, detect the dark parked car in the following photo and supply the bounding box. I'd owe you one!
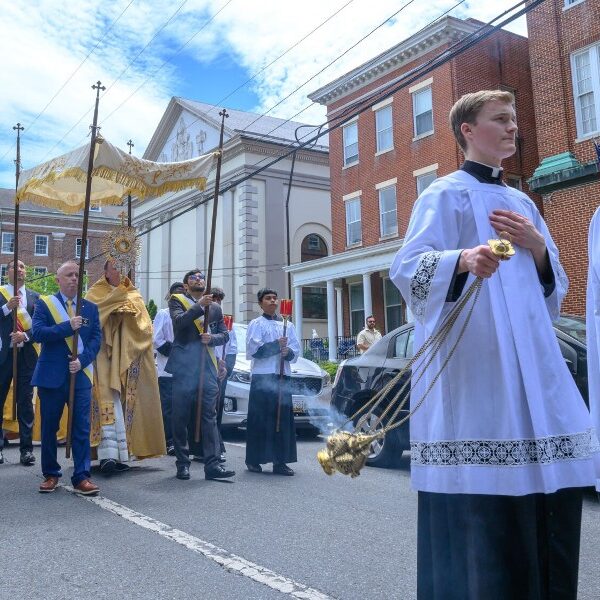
[331,315,588,469]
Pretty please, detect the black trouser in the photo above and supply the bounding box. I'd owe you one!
[0,354,34,453]
[216,353,236,453]
[171,358,220,471]
[417,487,584,600]
[158,376,173,447]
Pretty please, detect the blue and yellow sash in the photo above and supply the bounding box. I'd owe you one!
[39,295,93,384]
[171,293,217,369]
[0,286,40,355]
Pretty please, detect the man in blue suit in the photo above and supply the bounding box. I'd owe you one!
[32,260,102,495]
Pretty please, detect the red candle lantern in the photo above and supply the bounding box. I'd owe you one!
[279,299,293,319]
[222,314,234,331]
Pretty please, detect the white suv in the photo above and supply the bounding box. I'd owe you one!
[221,324,332,437]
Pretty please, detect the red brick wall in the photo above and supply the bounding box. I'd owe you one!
[527,0,600,314]
[0,212,114,289]
[327,29,539,256]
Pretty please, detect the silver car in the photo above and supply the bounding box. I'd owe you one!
[221,323,332,437]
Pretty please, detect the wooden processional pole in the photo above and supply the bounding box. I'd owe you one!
[10,123,24,421]
[126,138,134,282]
[194,108,228,443]
[65,81,105,459]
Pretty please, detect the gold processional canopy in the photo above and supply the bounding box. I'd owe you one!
[16,136,216,213]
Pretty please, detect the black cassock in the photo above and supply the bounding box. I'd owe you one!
[246,373,297,465]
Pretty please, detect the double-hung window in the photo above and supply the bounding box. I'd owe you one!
[35,234,49,256]
[76,238,89,259]
[345,196,362,246]
[375,105,393,153]
[413,87,433,137]
[571,44,600,137]
[378,185,397,237]
[416,170,437,196]
[1,232,14,254]
[343,121,359,166]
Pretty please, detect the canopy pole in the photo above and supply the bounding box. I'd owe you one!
[126,139,134,281]
[10,123,24,421]
[66,80,105,459]
[195,108,228,443]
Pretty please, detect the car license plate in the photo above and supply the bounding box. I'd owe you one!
[293,398,306,414]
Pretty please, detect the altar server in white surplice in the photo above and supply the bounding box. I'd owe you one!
[390,90,599,600]
[586,206,600,494]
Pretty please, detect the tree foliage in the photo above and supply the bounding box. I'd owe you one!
[146,299,158,321]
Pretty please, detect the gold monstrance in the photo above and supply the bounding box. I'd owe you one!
[318,235,515,478]
[102,210,140,275]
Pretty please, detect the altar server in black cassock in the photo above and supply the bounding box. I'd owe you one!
[245,288,300,475]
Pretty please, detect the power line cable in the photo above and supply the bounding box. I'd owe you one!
[0,0,137,163]
[40,0,191,162]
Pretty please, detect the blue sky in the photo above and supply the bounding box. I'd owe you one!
[0,0,527,189]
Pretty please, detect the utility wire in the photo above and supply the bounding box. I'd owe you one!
[40,0,191,162]
[0,0,137,163]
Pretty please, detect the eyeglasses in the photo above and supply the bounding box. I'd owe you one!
[188,274,205,281]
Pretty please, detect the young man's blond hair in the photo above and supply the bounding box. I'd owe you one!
[449,90,515,151]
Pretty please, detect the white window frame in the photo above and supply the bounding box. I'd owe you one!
[348,282,365,336]
[564,0,586,10]
[345,196,362,247]
[1,232,14,254]
[34,234,49,256]
[415,169,438,196]
[0,264,7,285]
[342,121,359,166]
[571,43,600,139]
[378,185,398,238]
[75,238,89,259]
[412,86,434,139]
[375,105,393,154]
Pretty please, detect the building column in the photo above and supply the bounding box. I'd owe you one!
[335,286,343,337]
[327,279,338,362]
[294,284,303,339]
[362,272,373,321]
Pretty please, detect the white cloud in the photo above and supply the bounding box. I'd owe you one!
[0,0,527,188]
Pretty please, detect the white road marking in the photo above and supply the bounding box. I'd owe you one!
[64,486,335,600]
[224,441,246,448]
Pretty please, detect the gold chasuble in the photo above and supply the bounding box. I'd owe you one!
[86,277,165,459]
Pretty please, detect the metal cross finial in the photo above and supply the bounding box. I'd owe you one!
[92,80,106,92]
[13,123,24,133]
[219,109,229,119]
[127,139,134,155]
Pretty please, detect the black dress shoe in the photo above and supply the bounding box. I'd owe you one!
[114,462,130,472]
[219,453,226,463]
[176,465,190,480]
[273,463,295,476]
[100,458,117,474]
[246,463,262,473]
[205,465,235,480]
[20,451,36,466]
[0,449,4,464]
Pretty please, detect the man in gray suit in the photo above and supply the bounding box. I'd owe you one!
[166,269,235,481]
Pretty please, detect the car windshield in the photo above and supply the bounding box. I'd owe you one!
[554,315,586,344]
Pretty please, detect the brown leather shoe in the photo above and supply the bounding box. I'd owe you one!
[74,479,99,496]
[39,476,59,493]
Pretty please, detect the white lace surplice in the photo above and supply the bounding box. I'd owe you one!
[390,170,599,496]
[586,207,600,491]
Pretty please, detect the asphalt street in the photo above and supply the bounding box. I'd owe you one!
[2,434,600,600]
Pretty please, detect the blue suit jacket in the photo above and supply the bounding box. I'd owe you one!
[31,293,101,390]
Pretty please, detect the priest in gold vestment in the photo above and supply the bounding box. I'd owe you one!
[86,260,165,472]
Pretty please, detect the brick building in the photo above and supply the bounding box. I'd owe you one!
[0,188,120,289]
[527,0,600,315]
[286,16,538,358]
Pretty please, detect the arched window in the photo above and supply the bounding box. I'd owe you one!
[300,234,328,319]
[301,234,327,262]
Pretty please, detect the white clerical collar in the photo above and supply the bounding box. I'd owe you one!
[473,160,503,178]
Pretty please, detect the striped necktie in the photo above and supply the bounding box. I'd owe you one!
[66,299,74,318]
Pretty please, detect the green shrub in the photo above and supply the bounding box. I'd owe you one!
[318,361,339,379]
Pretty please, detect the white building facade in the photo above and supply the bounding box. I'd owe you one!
[135,98,331,334]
